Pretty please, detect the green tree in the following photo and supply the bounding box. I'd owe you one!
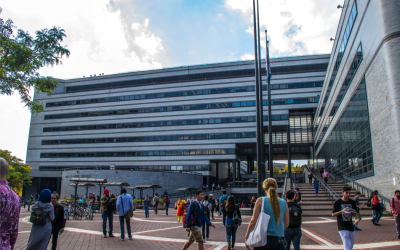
[0,149,32,195]
[0,7,70,115]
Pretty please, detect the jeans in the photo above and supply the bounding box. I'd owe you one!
[308,177,312,184]
[395,216,400,237]
[222,210,226,226]
[102,210,113,235]
[211,207,215,219]
[119,216,132,239]
[51,228,60,250]
[154,203,158,214]
[284,227,302,250]
[315,186,319,194]
[165,205,169,215]
[293,183,297,189]
[202,221,210,239]
[225,221,238,247]
[373,207,382,223]
[254,235,286,250]
[144,207,149,218]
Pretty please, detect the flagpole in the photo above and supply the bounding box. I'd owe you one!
[266,30,273,178]
[252,0,263,198]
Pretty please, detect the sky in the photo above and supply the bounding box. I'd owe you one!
[0,0,342,162]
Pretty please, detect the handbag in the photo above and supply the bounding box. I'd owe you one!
[245,197,271,247]
[120,195,133,220]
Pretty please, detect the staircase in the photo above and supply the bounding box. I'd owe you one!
[295,181,392,217]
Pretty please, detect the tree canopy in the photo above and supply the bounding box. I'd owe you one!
[0,149,32,195]
[0,7,70,115]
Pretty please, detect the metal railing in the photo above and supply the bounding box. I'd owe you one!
[305,165,340,201]
[282,175,288,198]
[342,175,390,207]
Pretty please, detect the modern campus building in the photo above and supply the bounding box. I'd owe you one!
[25,0,400,200]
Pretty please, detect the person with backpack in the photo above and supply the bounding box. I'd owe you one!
[313,178,320,196]
[209,194,216,220]
[390,190,400,239]
[293,188,302,204]
[26,189,54,250]
[202,195,212,241]
[284,190,302,250]
[245,178,289,250]
[353,191,364,231]
[143,195,151,218]
[101,189,117,237]
[0,158,21,250]
[323,170,329,183]
[181,190,215,250]
[370,190,383,226]
[116,188,134,241]
[332,186,357,250]
[163,195,170,216]
[177,196,186,222]
[225,195,242,250]
[308,172,313,185]
[49,192,65,250]
[219,191,229,227]
[153,193,159,214]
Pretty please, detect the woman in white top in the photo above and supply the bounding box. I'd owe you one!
[245,178,289,250]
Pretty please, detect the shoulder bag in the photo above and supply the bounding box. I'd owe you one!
[120,195,133,220]
[232,205,242,226]
[245,197,270,247]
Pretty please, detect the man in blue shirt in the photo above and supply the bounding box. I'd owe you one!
[181,190,215,250]
[219,191,229,226]
[116,188,134,241]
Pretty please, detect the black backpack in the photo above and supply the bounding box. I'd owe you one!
[107,195,116,211]
[288,203,302,227]
[30,206,48,226]
[221,197,228,209]
[367,199,372,207]
[165,199,170,206]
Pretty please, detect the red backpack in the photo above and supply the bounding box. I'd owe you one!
[183,203,197,228]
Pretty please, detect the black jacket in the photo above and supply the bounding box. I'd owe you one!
[52,204,65,230]
[226,204,241,220]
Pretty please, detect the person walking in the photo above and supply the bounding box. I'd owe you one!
[250,196,256,216]
[225,195,241,250]
[245,178,289,249]
[353,191,364,231]
[153,193,159,214]
[116,188,134,241]
[219,191,229,226]
[101,189,117,237]
[212,183,215,190]
[181,191,215,250]
[313,178,320,196]
[0,158,21,250]
[177,196,186,222]
[308,172,313,185]
[202,195,212,242]
[370,190,383,226]
[209,194,216,220]
[143,195,150,218]
[390,190,400,239]
[163,195,170,216]
[293,188,302,204]
[25,189,54,250]
[292,175,298,189]
[284,190,302,250]
[50,192,65,250]
[332,186,357,250]
[320,167,324,177]
[323,170,329,183]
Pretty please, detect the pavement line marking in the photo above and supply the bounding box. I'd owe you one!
[135,225,183,234]
[213,245,226,250]
[301,227,333,246]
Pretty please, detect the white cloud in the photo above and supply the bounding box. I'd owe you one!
[240,53,254,60]
[224,0,341,57]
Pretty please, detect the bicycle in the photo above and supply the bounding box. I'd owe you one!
[85,204,94,220]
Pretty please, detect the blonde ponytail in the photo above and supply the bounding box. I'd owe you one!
[263,178,281,224]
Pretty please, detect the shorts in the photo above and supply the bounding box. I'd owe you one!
[355,212,362,221]
[189,227,203,242]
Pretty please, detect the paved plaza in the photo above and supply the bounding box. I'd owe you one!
[14,207,400,250]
